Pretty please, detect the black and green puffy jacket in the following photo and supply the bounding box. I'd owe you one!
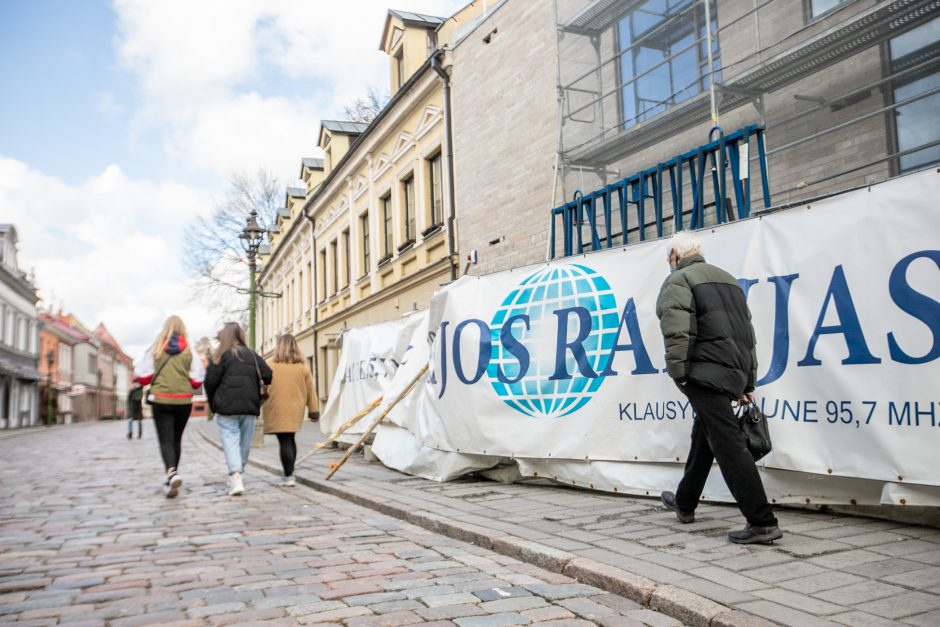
[655,254,757,398]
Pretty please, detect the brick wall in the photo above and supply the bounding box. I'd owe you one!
[451,0,559,275]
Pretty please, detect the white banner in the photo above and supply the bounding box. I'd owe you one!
[319,313,424,442]
[358,171,940,504]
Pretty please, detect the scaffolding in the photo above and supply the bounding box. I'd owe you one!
[551,0,940,257]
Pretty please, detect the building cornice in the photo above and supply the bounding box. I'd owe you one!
[262,54,440,280]
[0,263,38,303]
[313,257,450,330]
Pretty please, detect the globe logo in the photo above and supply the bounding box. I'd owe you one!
[486,264,620,418]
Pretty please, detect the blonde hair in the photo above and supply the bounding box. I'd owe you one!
[273,334,304,364]
[211,322,247,364]
[149,315,187,361]
[668,231,703,261]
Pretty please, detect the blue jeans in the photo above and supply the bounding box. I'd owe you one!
[216,415,256,474]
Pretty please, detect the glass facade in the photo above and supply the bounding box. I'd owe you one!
[890,16,940,172]
[618,0,719,126]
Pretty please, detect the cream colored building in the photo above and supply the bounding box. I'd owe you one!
[259,5,487,403]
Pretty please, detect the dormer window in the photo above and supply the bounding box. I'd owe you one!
[394,47,405,90]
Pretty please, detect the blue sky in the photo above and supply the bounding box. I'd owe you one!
[0,0,465,357]
[0,1,141,184]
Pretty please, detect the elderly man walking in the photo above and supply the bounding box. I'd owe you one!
[656,232,782,544]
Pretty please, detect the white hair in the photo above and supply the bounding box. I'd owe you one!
[668,231,703,260]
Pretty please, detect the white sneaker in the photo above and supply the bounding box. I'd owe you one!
[165,473,182,498]
[228,472,244,496]
[281,476,296,487]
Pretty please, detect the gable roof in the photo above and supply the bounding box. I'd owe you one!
[321,120,370,135]
[381,9,445,50]
[302,157,324,170]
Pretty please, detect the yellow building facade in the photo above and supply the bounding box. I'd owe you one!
[259,5,485,403]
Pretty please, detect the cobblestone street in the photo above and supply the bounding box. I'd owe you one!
[0,421,681,626]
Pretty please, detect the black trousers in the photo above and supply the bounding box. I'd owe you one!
[275,433,297,477]
[676,383,777,527]
[152,403,192,472]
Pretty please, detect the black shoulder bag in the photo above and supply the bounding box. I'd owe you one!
[737,402,772,461]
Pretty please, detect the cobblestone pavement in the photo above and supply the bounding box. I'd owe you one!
[212,420,940,627]
[1,421,684,626]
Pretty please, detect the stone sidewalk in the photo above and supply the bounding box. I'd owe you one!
[0,420,685,626]
[197,419,940,627]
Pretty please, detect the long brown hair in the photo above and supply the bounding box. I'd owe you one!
[149,315,187,361]
[273,334,304,364]
[211,322,247,364]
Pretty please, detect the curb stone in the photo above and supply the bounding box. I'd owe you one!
[196,425,777,626]
[650,585,727,627]
[562,558,656,605]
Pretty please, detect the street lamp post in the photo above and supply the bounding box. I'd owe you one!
[240,210,265,351]
[45,350,55,426]
[240,211,266,447]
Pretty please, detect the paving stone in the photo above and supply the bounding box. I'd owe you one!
[521,605,577,622]
[736,600,841,627]
[294,605,373,623]
[453,612,530,626]
[481,596,548,613]
[751,589,845,616]
[776,571,866,594]
[902,608,940,626]
[855,591,940,620]
[521,583,605,600]
[591,593,642,613]
[423,592,484,608]
[368,599,426,614]
[741,560,828,584]
[829,610,909,626]
[344,610,426,626]
[416,603,488,621]
[881,565,940,589]
[812,580,907,605]
[623,609,683,626]
[473,586,532,602]
[557,597,619,620]
[844,557,929,579]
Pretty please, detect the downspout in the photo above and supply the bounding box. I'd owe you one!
[431,50,458,282]
[304,209,320,400]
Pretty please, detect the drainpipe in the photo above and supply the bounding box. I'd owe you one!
[431,50,458,282]
[304,209,320,400]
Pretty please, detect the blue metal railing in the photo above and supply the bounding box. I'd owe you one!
[550,125,771,259]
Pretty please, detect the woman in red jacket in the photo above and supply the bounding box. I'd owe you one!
[134,315,205,498]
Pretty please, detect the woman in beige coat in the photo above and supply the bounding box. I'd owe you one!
[263,335,318,486]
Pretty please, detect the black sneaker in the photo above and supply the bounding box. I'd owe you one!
[661,491,695,523]
[728,523,783,544]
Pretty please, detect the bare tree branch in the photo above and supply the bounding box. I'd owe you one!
[341,87,390,124]
[183,169,283,325]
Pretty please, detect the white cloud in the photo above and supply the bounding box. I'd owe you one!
[0,155,217,359]
[3,1,469,359]
[113,0,467,179]
[166,92,322,184]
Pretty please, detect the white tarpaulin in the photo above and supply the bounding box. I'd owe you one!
[339,171,940,505]
[319,313,424,443]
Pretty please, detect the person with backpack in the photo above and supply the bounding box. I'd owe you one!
[134,315,205,498]
[126,382,143,439]
[204,322,273,496]
[263,334,318,486]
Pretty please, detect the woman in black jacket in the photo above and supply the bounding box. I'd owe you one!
[204,322,273,496]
